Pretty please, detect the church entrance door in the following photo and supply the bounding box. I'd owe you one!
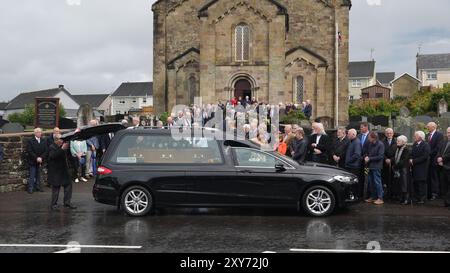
[234,79,252,100]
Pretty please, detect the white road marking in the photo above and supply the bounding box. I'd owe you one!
[290,248,450,254]
[0,244,142,249]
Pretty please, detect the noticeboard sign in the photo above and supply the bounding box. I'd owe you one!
[35,98,60,129]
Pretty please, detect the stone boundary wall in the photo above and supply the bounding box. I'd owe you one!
[0,130,70,193]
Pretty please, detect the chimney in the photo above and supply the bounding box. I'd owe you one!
[59,85,64,89]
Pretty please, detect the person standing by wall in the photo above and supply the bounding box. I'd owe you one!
[332,127,349,169]
[392,135,411,205]
[345,129,362,199]
[86,120,99,177]
[70,137,88,183]
[0,143,4,162]
[309,122,330,164]
[364,132,385,205]
[382,128,397,200]
[410,131,431,204]
[48,134,76,210]
[26,128,48,194]
[426,122,444,200]
[290,128,308,164]
[436,127,450,208]
[302,100,312,120]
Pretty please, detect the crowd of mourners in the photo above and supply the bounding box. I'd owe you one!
[4,96,449,210]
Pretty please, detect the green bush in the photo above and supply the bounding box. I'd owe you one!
[159,112,169,125]
[281,109,307,125]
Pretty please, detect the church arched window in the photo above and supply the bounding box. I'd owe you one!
[295,76,304,103]
[235,24,250,62]
[188,75,197,105]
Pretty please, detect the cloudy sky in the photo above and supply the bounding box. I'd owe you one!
[0,0,449,102]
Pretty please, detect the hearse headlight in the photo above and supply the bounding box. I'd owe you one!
[333,175,352,183]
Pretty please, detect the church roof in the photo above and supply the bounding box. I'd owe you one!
[167,47,200,68]
[198,0,287,16]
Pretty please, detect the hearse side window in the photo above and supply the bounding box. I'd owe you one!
[233,148,281,168]
[110,135,223,164]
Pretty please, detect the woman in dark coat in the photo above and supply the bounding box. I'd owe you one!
[409,131,431,204]
[392,136,411,205]
[48,134,76,210]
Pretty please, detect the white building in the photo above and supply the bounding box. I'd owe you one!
[110,82,153,115]
[3,85,80,120]
[417,53,450,88]
[348,61,376,100]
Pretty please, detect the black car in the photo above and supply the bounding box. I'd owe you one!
[65,126,358,217]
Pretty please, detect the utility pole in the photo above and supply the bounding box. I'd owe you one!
[334,10,339,129]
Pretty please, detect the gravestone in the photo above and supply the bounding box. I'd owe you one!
[438,99,448,116]
[349,116,368,123]
[316,116,334,130]
[371,115,389,127]
[399,106,410,118]
[1,123,24,134]
[414,115,433,125]
[440,112,450,118]
[396,125,415,143]
[437,116,450,131]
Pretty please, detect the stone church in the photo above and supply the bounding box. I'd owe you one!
[152,0,351,124]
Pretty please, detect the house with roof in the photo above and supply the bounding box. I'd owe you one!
[0,102,8,119]
[110,82,153,115]
[417,53,450,88]
[376,72,396,89]
[72,94,111,117]
[391,73,421,98]
[361,83,391,101]
[348,61,376,100]
[3,85,80,120]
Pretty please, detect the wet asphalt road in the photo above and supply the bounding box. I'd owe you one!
[0,180,450,253]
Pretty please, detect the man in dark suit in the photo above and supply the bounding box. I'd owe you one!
[26,128,48,194]
[98,132,114,161]
[309,122,330,164]
[382,128,397,199]
[48,134,76,210]
[358,122,370,198]
[410,131,431,204]
[426,122,444,200]
[290,128,308,164]
[436,127,450,208]
[332,127,349,169]
[303,100,313,119]
[0,143,4,162]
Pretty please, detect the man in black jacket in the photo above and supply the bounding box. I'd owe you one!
[290,128,308,164]
[382,128,397,199]
[26,128,48,194]
[309,122,330,164]
[332,127,349,168]
[48,134,76,210]
[410,131,431,204]
[302,100,313,119]
[436,127,450,207]
[426,122,444,200]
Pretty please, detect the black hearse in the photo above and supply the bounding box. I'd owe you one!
[64,125,358,217]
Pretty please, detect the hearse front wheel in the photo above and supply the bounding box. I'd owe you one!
[121,186,153,217]
[302,186,336,217]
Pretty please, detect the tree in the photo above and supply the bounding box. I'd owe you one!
[7,103,67,126]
